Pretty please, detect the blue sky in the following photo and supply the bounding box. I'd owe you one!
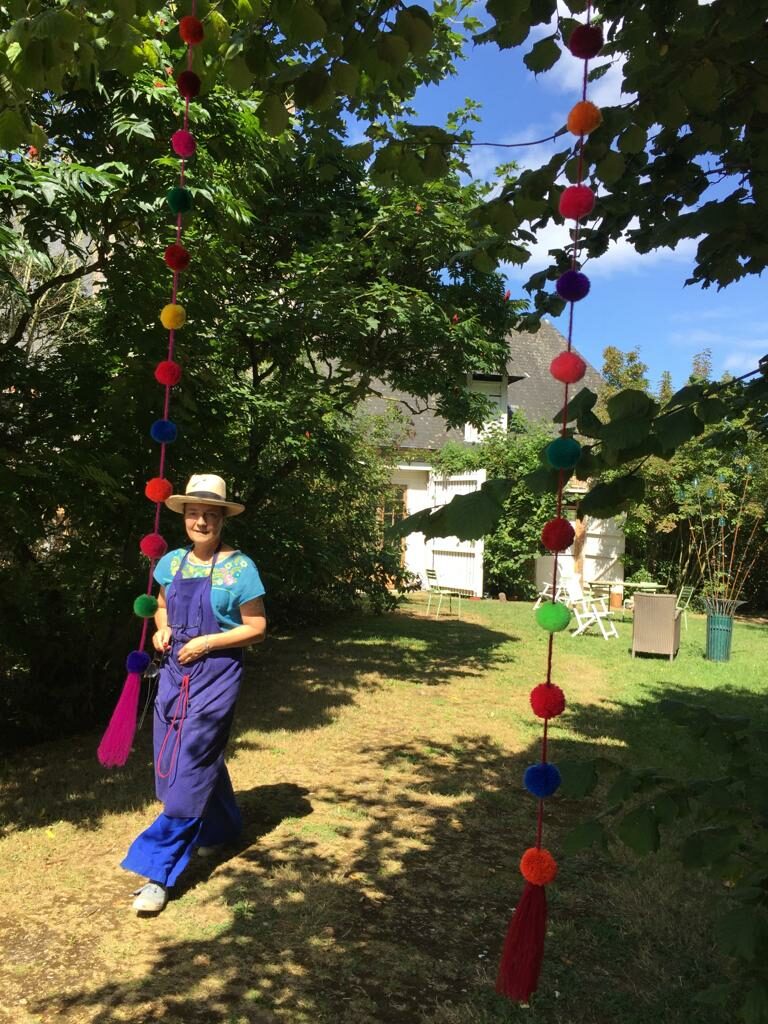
[408,19,767,391]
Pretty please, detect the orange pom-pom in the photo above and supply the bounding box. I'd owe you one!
[567,100,602,137]
[520,847,558,886]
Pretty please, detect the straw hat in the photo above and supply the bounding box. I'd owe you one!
[165,474,245,517]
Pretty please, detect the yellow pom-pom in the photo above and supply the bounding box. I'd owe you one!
[160,303,186,330]
[520,846,558,886]
[567,100,602,137]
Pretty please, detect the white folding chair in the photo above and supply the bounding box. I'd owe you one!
[563,578,618,640]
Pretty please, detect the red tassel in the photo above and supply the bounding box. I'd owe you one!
[496,882,547,1002]
[97,672,141,767]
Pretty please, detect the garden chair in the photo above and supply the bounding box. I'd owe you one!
[563,578,619,640]
[676,584,695,630]
[425,568,463,619]
[632,593,681,660]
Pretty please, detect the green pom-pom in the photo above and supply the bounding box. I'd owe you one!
[535,601,571,632]
[166,186,193,214]
[133,594,159,618]
[546,436,581,470]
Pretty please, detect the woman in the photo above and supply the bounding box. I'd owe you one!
[122,474,267,913]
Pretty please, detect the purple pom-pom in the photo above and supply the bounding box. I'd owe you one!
[150,419,178,443]
[524,763,562,798]
[125,650,151,674]
[556,270,591,303]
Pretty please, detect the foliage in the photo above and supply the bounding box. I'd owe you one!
[562,698,768,1024]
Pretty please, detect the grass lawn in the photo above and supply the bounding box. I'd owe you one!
[1,598,765,1024]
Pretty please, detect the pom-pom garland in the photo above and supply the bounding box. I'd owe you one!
[541,517,575,552]
[139,532,168,559]
[546,436,581,469]
[524,763,562,798]
[154,360,182,386]
[568,23,603,59]
[166,186,193,214]
[550,350,587,384]
[179,14,204,44]
[530,683,566,719]
[520,847,558,886]
[126,650,151,674]
[171,129,196,158]
[556,269,590,303]
[177,70,201,99]
[164,243,191,271]
[567,100,602,137]
[150,419,178,444]
[145,477,173,502]
[559,184,596,220]
[133,594,159,618]
[535,601,571,633]
[160,303,186,330]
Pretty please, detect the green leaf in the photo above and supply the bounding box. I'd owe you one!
[523,465,562,495]
[682,826,741,868]
[573,447,601,480]
[294,67,333,110]
[286,0,328,44]
[616,805,660,855]
[523,35,561,74]
[600,415,651,451]
[257,94,289,135]
[0,107,28,150]
[330,61,360,96]
[223,55,255,91]
[695,396,729,424]
[578,475,645,519]
[714,907,768,961]
[562,820,605,855]
[618,124,647,155]
[388,478,513,541]
[553,386,598,424]
[606,388,655,420]
[396,8,434,57]
[576,409,604,439]
[744,984,768,1024]
[664,383,705,409]
[596,150,626,186]
[377,33,410,67]
[557,758,599,798]
[654,407,705,453]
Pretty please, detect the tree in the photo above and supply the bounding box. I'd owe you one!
[691,349,714,383]
[658,370,674,406]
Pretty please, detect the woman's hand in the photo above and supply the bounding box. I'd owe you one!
[152,626,172,652]
[177,635,210,665]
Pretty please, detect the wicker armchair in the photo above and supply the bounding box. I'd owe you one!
[631,593,681,660]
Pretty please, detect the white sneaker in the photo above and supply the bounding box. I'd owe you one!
[132,881,168,913]
[196,845,221,858]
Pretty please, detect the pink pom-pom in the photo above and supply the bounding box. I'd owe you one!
[154,360,182,387]
[550,351,587,384]
[559,185,595,220]
[139,533,168,559]
[530,683,566,720]
[171,130,196,158]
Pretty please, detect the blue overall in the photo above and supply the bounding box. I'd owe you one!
[121,549,244,886]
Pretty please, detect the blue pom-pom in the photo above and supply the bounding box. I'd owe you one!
[125,650,151,674]
[150,419,178,443]
[524,763,562,798]
[546,436,581,470]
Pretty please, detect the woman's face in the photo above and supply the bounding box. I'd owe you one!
[183,503,225,546]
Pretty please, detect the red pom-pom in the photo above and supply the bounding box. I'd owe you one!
[179,15,204,44]
[550,350,587,384]
[145,477,173,502]
[163,243,190,271]
[568,24,604,60]
[559,185,595,220]
[177,70,201,99]
[530,683,566,720]
[139,533,168,559]
[154,360,182,387]
[520,847,558,886]
[541,518,575,552]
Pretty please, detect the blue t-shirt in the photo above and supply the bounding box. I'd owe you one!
[154,548,266,631]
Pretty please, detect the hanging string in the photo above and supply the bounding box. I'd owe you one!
[496,5,605,1003]
[98,3,205,768]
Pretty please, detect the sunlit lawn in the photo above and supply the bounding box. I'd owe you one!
[1,597,764,1024]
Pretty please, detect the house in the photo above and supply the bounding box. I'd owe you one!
[366,320,626,598]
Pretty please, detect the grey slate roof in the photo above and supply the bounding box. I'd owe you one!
[364,320,602,451]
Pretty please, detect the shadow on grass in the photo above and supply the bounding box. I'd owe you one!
[0,610,515,834]
[32,681,766,1024]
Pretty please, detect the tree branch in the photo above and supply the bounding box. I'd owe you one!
[7,257,104,350]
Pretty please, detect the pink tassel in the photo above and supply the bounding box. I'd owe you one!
[97,672,141,767]
[496,883,548,1002]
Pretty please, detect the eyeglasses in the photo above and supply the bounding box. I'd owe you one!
[184,510,223,523]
